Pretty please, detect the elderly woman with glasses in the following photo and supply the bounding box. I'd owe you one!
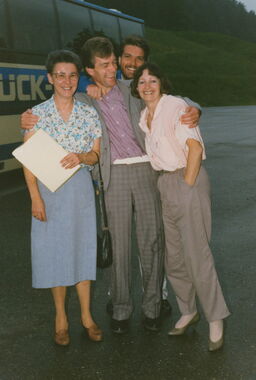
[131,63,230,352]
[23,50,102,345]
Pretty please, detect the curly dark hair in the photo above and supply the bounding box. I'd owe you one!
[45,49,82,74]
[120,35,150,61]
[131,63,171,98]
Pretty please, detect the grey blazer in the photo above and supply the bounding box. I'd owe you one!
[75,80,146,190]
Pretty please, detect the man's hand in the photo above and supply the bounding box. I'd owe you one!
[21,109,39,130]
[86,84,103,100]
[180,106,201,128]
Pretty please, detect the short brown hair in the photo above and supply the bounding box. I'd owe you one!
[45,50,82,74]
[81,36,115,68]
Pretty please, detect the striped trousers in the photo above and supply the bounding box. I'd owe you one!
[105,162,165,320]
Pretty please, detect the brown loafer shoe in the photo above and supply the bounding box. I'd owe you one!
[54,329,70,346]
[83,324,103,342]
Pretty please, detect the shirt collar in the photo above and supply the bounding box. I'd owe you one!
[97,85,121,104]
[153,94,167,119]
[51,95,78,121]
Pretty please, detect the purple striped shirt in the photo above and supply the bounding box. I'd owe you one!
[97,86,145,163]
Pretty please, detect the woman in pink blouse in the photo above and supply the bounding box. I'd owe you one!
[131,63,230,352]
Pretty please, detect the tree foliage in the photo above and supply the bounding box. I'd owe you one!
[90,0,256,42]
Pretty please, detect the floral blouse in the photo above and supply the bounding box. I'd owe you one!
[31,96,102,168]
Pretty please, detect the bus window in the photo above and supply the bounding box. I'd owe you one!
[119,18,144,39]
[9,0,59,53]
[91,10,120,43]
[57,0,93,51]
[0,0,7,48]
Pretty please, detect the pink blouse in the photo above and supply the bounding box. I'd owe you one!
[139,95,206,171]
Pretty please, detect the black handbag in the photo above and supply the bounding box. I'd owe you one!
[94,152,113,269]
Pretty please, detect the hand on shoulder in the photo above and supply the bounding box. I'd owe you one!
[20,109,39,130]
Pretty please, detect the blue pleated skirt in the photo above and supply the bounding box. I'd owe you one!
[31,167,97,288]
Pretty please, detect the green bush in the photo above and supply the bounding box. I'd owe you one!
[146,28,256,106]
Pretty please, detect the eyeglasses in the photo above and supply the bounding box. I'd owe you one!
[52,72,79,82]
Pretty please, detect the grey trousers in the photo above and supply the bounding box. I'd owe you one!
[105,162,164,320]
[158,166,230,322]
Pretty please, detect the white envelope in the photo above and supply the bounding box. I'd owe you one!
[12,129,80,192]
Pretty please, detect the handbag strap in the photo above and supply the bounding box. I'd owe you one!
[93,151,103,189]
[93,151,109,230]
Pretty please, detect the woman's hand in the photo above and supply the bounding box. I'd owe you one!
[183,176,195,187]
[32,197,47,221]
[183,139,203,186]
[60,153,81,169]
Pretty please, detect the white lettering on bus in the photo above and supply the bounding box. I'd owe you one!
[0,74,49,101]
[17,75,30,101]
[0,74,15,101]
[30,76,46,100]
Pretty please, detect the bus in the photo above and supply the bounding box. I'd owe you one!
[0,0,144,174]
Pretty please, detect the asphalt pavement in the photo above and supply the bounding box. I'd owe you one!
[0,106,256,380]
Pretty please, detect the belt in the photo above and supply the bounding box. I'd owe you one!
[113,155,150,165]
[160,168,183,175]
